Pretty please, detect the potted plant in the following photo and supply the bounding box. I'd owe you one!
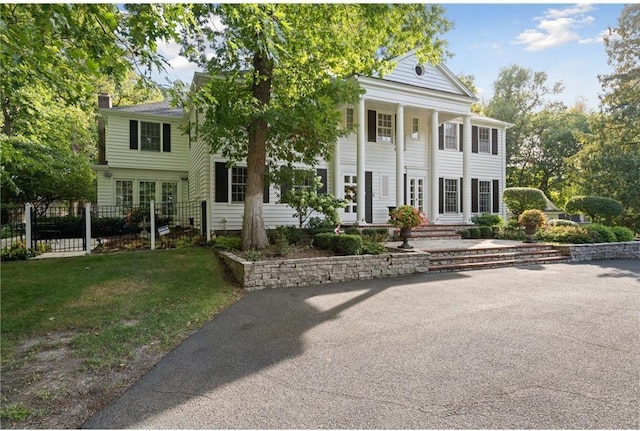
[388,205,428,249]
[518,209,547,242]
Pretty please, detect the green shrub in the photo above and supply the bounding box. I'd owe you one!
[467,227,481,239]
[495,226,526,241]
[92,216,127,237]
[478,225,494,239]
[1,241,38,261]
[548,219,578,227]
[212,235,241,251]
[584,223,617,243]
[268,225,304,245]
[313,232,335,250]
[361,228,388,242]
[344,227,359,235]
[362,238,387,255]
[534,226,593,244]
[565,196,623,224]
[460,229,470,239]
[611,226,634,242]
[305,217,336,235]
[332,234,363,255]
[502,187,547,218]
[471,213,503,226]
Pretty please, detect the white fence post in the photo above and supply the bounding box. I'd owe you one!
[150,200,156,250]
[85,203,91,255]
[25,202,32,248]
[206,199,212,242]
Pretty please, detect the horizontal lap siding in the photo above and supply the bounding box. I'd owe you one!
[382,60,463,95]
[106,116,189,171]
[469,128,505,216]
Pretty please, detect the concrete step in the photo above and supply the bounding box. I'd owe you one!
[426,244,556,257]
[429,249,565,266]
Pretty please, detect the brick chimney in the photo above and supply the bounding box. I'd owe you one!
[97,93,111,164]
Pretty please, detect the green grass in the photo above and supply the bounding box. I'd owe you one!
[1,248,240,370]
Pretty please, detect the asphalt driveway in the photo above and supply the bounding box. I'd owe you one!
[84,259,639,429]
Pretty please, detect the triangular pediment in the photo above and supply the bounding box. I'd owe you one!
[372,51,475,98]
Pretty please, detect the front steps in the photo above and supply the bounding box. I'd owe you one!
[426,244,571,273]
[408,225,463,240]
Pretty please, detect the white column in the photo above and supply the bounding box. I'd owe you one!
[150,200,156,250]
[430,110,439,222]
[395,104,405,208]
[85,203,91,255]
[332,140,341,197]
[356,98,366,224]
[463,114,472,223]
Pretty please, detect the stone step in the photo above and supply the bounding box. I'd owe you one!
[429,249,565,266]
[426,244,556,257]
[428,255,571,273]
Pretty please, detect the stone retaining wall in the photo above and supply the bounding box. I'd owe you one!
[218,250,431,291]
[554,241,640,261]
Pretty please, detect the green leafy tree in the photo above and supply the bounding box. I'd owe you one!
[278,169,345,229]
[572,5,640,232]
[180,4,451,250]
[502,187,547,219]
[564,196,623,225]
[456,73,483,114]
[485,65,564,187]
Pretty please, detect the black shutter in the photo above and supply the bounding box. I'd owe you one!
[471,179,479,213]
[472,126,479,153]
[365,171,373,223]
[492,180,500,213]
[215,162,228,203]
[367,110,376,142]
[129,120,138,150]
[438,124,444,150]
[316,168,328,195]
[459,177,463,213]
[438,178,444,214]
[492,128,499,155]
[459,124,463,152]
[162,123,171,152]
[263,166,270,203]
[404,173,407,205]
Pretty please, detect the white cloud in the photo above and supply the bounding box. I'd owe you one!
[513,4,601,52]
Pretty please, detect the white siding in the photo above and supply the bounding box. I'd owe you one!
[105,115,189,172]
[381,54,465,95]
[187,111,210,202]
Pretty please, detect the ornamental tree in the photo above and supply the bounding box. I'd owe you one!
[502,187,547,219]
[179,4,451,250]
[564,196,623,224]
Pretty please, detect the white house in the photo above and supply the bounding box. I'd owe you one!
[94,51,512,231]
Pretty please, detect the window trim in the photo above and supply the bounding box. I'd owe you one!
[444,178,459,213]
[345,107,354,130]
[230,166,247,204]
[115,179,134,208]
[478,126,491,154]
[444,122,459,151]
[478,180,491,213]
[411,117,419,140]
[377,112,393,143]
[140,121,162,152]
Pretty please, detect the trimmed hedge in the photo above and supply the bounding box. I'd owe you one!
[548,219,578,227]
[502,187,547,218]
[534,226,594,244]
[478,225,494,239]
[585,223,617,243]
[313,233,363,255]
[467,227,481,239]
[471,213,503,226]
[565,196,623,223]
[611,226,634,242]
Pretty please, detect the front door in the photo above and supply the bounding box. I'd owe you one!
[408,175,426,213]
[342,172,373,223]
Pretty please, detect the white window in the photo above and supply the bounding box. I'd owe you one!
[115,180,133,209]
[479,180,491,213]
[161,182,178,217]
[346,107,354,129]
[140,122,161,152]
[479,127,491,153]
[409,177,425,213]
[445,178,458,213]
[343,174,357,214]
[231,166,247,203]
[377,113,393,142]
[444,123,458,150]
[139,181,156,206]
[411,118,419,139]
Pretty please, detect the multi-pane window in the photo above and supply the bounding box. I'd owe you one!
[231,166,247,203]
[411,118,419,139]
[161,182,178,217]
[139,181,156,206]
[116,180,133,209]
[346,107,354,129]
[140,121,161,152]
[479,180,491,213]
[343,175,357,214]
[478,127,491,153]
[377,113,393,142]
[444,178,458,213]
[409,177,425,213]
[444,123,458,150]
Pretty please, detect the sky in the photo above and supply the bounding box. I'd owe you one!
[151,3,625,110]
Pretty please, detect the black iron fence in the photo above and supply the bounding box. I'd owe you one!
[1,201,207,256]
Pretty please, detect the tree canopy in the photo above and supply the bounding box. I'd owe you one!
[180,4,452,249]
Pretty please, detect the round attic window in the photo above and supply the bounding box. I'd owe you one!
[414,64,425,77]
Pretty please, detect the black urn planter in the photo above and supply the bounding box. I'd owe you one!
[398,226,413,249]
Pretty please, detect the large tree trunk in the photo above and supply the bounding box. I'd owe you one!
[241,52,272,251]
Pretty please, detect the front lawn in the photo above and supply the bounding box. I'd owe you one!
[0,248,241,428]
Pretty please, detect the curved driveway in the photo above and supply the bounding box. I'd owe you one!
[84,260,639,429]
